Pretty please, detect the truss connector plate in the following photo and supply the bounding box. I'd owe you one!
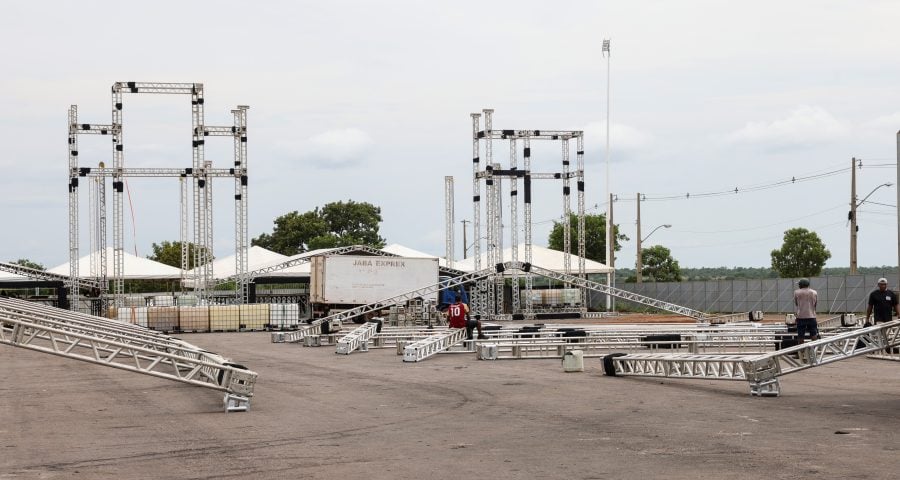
[224,393,251,412]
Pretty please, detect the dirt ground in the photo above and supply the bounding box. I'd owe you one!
[2,323,900,480]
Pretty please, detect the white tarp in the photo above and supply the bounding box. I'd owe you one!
[47,247,183,279]
[451,244,614,274]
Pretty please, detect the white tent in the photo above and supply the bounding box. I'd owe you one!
[48,248,182,279]
[186,245,288,280]
[452,244,613,274]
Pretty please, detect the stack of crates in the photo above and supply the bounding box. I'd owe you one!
[176,295,199,307]
[148,306,178,332]
[178,306,210,332]
[209,305,241,331]
[240,304,270,330]
[117,307,149,327]
[269,304,300,330]
[152,295,175,307]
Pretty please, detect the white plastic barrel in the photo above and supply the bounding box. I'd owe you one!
[562,349,584,372]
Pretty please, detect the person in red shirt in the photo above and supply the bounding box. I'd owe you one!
[447,293,486,340]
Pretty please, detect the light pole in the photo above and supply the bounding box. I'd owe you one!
[602,38,612,309]
[850,180,893,274]
[636,223,671,284]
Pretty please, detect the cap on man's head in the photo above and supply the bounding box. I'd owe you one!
[878,278,888,285]
[798,278,810,288]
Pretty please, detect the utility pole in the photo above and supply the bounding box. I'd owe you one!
[850,157,858,275]
[636,192,642,284]
[897,132,900,276]
[461,219,470,259]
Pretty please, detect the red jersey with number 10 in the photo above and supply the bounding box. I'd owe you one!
[448,302,469,328]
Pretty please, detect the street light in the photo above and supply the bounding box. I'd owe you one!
[850,181,893,274]
[636,224,671,284]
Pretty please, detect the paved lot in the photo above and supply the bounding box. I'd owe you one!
[2,329,900,479]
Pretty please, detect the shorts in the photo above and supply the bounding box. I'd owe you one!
[796,318,819,338]
[450,319,480,339]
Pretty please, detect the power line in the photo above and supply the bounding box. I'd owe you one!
[676,204,846,234]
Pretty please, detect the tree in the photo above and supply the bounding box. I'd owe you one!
[253,200,386,255]
[639,245,682,282]
[147,241,209,269]
[10,259,44,270]
[771,228,831,278]
[547,213,628,264]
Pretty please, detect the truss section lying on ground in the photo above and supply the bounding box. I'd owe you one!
[604,320,900,396]
[402,328,468,362]
[0,297,257,412]
[335,321,380,354]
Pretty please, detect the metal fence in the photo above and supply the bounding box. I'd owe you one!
[588,273,899,314]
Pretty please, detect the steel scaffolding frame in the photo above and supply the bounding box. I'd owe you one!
[67,82,249,308]
[470,109,586,320]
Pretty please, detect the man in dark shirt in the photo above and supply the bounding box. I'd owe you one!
[866,278,900,325]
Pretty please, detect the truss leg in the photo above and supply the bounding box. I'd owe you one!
[748,378,781,397]
[224,393,251,412]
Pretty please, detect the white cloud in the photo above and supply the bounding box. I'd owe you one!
[583,121,652,156]
[861,112,900,132]
[279,128,373,169]
[725,105,849,148]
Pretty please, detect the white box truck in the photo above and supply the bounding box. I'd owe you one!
[309,255,440,319]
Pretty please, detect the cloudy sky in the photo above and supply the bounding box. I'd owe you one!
[2,0,899,271]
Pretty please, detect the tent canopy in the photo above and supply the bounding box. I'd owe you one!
[186,245,288,280]
[452,244,613,274]
[48,247,182,280]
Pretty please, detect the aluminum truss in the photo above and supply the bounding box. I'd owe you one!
[525,263,707,320]
[0,297,257,411]
[231,245,400,283]
[470,110,587,321]
[445,176,455,269]
[68,82,249,308]
[605,320,900,396]
[335,321,380,355]
[0,262,100,291]
[402,328,468,362]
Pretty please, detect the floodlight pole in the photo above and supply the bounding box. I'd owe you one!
[603,38,612,309]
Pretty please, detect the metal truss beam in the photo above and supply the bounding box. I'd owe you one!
[403,328,468,362]
[605,320,900,396]
[479,130,583,140]
[522,263,707,319]
[0,262,100,290]
[112,82,199,94]
[236,245,400,282]
[0,298,257,411]
[335,322,380,354]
